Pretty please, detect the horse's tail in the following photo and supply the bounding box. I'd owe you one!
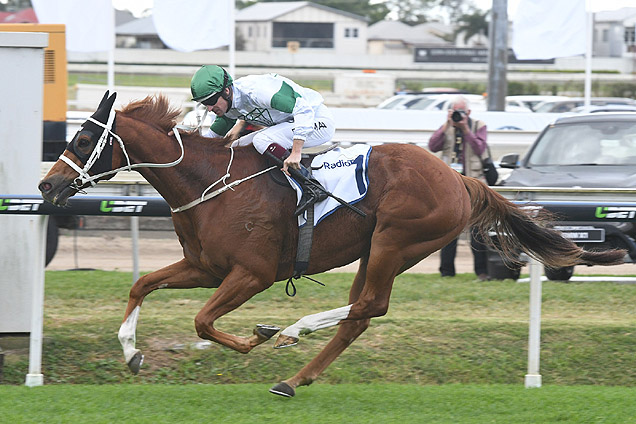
[461,175,626,268]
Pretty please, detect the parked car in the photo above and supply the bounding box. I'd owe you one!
[376,94,435,110]
[506,95,570,112]
[377,93,532,112]
[570,104,636,113]
[182,109,214,128]
[490,113,636,280]
[416,94,485,111]
[533,97,636,113]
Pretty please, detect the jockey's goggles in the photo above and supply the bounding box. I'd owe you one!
[200,91,223,107]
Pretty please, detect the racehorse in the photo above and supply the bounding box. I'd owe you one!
[39,92,625,397]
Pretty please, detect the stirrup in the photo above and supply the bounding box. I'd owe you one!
[295,193,317,216]
[295,179,328,216]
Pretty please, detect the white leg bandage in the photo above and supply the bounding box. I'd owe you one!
[118,306,141,363]
[281,304,352,339]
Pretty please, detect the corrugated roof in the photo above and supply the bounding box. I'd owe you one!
[236,1,367,22]
[368,20,450,45]
[116,16,156,36]
[367,20,412,40]
[595,7,636,22]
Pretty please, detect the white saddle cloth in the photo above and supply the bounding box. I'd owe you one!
[286,144,372,226]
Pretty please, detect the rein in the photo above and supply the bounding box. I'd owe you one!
[63,108,276,212]
[171,149,276,213]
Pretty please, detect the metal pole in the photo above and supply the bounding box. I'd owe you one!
[228,0,236,77]
[525,257,543,388]
[107,5,115,93]
[487,0,508,111]
[583,9,593,108]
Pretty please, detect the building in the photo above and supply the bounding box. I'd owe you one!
[116,15,166,49]
[593,7,636,57]
[235,1,368,55]
[0,7,37,23]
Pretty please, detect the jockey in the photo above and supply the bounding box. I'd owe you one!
[190,65,335,216]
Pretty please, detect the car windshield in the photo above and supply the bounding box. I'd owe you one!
[377,97,408,109]
[406,97,438,110]
[527,121,636,166]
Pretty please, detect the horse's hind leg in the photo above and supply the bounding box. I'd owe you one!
[270,258,371,397]
[118,259,215,374]
[274,242,405,349]
[271,237,451,397]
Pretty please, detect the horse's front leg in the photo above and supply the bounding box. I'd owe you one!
[193,265,277,353]
[118,258,217,374]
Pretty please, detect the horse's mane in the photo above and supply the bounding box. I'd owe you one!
[118,95,181,132]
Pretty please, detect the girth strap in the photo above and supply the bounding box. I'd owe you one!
[285,187,327,297]
[295,205,315,275]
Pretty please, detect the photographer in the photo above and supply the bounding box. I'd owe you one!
[428,96,490,281]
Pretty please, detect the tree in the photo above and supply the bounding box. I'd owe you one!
[385,0,437,25]
[382,0,484,26]
[454,9,489,44]
[438,0,480,24]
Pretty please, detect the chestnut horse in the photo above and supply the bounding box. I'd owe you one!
[39,92,624,397]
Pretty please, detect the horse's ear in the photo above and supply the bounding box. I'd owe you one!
[90,91,117,125]
[104,92,117,111]
[97,90,110,108]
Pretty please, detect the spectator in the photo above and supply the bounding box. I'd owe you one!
[428,95,490,281]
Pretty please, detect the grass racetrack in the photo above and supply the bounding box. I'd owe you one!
[3,383,636,423]
[2,270,636,422]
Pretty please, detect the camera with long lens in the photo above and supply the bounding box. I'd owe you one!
[451,110,466,123]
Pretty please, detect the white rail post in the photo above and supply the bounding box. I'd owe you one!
[525,257,543,388]
[25,215,48,387]
[130,184,140,284]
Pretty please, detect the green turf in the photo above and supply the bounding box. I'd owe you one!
[3,271,635,389]
[1,383,635,423]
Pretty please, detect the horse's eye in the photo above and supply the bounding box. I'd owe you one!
[77,137,91,149]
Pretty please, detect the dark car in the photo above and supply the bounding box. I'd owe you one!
[491,113,636,280]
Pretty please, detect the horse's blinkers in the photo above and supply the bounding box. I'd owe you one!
[65,90,117,176]
[66,120,115,175]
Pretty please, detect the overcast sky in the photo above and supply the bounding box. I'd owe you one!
[113,0,636,18]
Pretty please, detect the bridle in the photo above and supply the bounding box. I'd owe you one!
[60,102,275,213]
[60,108,185,191]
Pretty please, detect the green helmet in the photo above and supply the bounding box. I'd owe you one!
[190,65,233,102]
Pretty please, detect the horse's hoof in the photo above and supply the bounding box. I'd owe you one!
[273,334,299,349]
[127,351,144,375]
[269,382,295,398]
[254,324,280,340]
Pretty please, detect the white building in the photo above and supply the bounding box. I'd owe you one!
[235,1,368,55]
[593,7,636,57]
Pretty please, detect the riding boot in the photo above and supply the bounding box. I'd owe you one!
[264,143,329,216]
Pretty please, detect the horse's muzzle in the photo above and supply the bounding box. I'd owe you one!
[38,176,77,207]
